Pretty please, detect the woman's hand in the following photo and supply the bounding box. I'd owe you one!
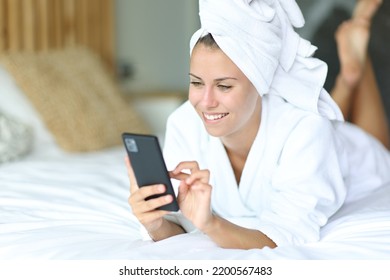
[170,161,276,249]
[170,161,215,232]
[125,156,173,233]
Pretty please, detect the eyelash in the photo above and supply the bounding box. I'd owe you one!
[189,81,232,91]
[218,85,232,91]
[190,81,203,87]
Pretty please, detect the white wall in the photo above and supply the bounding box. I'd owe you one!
[115,0,200,94]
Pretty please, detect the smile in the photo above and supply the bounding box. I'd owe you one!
[203,113,229,121]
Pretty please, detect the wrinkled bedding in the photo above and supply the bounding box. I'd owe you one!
[1,148,389,259]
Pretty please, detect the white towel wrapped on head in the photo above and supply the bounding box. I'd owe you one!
[190,0,343,121]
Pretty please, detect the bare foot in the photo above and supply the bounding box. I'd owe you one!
[335,19,371,88]
[335,0,382,88]
[353,0,382,21]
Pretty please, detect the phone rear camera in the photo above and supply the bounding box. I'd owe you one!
[125,138,138,152]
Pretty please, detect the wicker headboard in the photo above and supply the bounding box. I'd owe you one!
[0,0,115,72]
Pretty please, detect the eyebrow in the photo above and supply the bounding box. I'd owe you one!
[189,73,237,82]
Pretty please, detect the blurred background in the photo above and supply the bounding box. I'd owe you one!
[1,0,389,138]
[115,0,198,95]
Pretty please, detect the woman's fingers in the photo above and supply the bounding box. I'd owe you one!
[129,194,172,219]
[172,161,200,175]
[135,209,170,226]
[170,161,210,184]
[125,156,176,232]
[173,169,210,185]
[129,184,169,207]
[125,156,139,192]
[186,169,210,185]
[133,196,171,217]
[169,170,189,181]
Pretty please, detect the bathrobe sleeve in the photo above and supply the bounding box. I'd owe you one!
[257,114,348,246]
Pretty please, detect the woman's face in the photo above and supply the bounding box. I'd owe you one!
[189,43,261,140]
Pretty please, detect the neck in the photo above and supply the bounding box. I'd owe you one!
[222,127,258,185]
[222,125,258,160]
[221,98,261,185]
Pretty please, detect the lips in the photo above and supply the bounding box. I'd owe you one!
[203,112,229,121]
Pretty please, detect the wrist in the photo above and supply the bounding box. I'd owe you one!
[146,218,167,241]
[147,218,185,241]
[200,214,219,235]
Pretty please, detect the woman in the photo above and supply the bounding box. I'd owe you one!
[126,0,390,249]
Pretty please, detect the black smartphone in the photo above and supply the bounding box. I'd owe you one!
[122,132,179,212]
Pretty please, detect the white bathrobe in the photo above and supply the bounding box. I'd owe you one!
[163,95,390,247]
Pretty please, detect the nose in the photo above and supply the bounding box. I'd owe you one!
[201,86,218,108]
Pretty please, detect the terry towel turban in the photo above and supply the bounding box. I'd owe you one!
[190,0,344,121]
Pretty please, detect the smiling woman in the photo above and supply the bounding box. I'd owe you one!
[188,35,261,143]
[124,0,390,251]
[187,39,262,186]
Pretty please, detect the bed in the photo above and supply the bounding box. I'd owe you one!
[1,0,390,260]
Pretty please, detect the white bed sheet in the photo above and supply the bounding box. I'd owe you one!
[0,148,390,260]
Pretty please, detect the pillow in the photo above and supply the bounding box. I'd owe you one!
[0,47,149,152]
[0,112,33,163]
[0,65,58,155]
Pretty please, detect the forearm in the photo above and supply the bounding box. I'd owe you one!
[148,217,186,241]
[203,215,277,250]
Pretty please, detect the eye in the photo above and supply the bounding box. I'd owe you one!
[217,85,232,91]
[190,81,203,88]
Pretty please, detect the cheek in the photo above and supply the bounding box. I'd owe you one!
[235,87,258,109]
[245,92,259,108]
[234,89,259,118]
[189,89,201,107]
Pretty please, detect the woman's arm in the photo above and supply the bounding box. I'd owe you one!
[147,217,186,241]
[203,215,277,249]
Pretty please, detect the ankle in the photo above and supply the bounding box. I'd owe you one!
[335,74,357,95]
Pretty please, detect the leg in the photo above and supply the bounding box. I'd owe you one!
[331,12,372,120]
[350,57,389,148]
[330,0,389,148]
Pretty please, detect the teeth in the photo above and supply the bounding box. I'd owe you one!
[204,113,228,121]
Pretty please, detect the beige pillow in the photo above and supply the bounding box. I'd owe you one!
[1,47,149,152]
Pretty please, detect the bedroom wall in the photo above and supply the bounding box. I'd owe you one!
[115,0,199,95]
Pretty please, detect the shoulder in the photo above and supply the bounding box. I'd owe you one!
[260,94,339,167]
[263,94,334,139]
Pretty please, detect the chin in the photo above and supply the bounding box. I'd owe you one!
[204,126,228,138]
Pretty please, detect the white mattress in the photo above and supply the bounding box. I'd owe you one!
[1,147,390,260]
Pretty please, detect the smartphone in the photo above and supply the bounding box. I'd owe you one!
[122,132,179,212]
